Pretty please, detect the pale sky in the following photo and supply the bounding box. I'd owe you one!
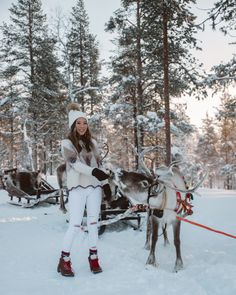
[0,0,235,127]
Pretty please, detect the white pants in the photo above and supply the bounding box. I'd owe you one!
[62,186,102,253]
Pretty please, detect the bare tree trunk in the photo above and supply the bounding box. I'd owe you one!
[49,140,53,175]
[162,4,171,166]
[136,0,143,116]
[32,113,38,171]
[10,115,14,168]
[135,0,144,169]
[79,29,85,111]
[28,3,38,171]
[133,94,139,170]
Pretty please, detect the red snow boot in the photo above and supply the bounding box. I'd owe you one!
[88,250,102,274]
[57,255,74,277]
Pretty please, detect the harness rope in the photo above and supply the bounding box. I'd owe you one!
[79,207,137,232]
[99,208,134,226]
[177,216,236,239]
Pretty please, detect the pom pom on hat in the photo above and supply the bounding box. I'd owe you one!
[67,102,88,128]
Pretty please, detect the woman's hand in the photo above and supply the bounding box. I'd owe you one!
[92,168,109,181]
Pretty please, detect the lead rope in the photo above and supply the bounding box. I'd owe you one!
[177,216,236,239]
[79,207,137,232]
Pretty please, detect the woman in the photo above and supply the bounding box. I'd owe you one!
[57,103,111,277]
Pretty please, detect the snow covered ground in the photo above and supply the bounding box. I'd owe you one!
[0,177,236,295]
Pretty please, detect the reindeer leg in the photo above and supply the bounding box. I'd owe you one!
[144,209,151,250]
[173,219,183,272]
[146,216,159,267]
[59,188,67,214]
[162,223,170,246]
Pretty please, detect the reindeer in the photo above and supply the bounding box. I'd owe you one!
[1,168,42,201]
[110,157,206,272]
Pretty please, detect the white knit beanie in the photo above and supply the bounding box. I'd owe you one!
[67,103,88,128]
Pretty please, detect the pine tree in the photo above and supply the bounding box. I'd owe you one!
[216,93,236,189]
[105,0,201,168]
[195,114,219,188]
[85,33,102,115]
[33,33,65,173]
[65,0,101,114]
[208,0,236,37]
[204,0,236,87]
[0,21,30,169]
[0,0,63,170]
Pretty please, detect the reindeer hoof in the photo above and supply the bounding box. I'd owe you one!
[173,260,183,272]
[146,256,158,267]
[60,208,67,214]
[145,263,158,271]
[144,243,150,250]
[145,262,158,269]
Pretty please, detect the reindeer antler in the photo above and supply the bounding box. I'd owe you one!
[101,143,109,163]
[155,160,183,177]
[133,145,165,178]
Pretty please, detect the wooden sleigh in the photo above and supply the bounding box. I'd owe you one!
[0,167,144,234]
[0,168,68,208]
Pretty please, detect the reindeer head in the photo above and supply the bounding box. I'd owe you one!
[110,168,154,203]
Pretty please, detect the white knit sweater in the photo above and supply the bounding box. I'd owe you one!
[61,138,106,191]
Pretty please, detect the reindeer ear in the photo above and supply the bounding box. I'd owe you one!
[140,180,149,188]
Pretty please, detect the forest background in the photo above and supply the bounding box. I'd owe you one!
[0,0,235,189]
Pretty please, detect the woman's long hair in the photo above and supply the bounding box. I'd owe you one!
[67,121,93,153]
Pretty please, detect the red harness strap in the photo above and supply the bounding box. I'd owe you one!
[175,192,193,216]
[175,192,182,212]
